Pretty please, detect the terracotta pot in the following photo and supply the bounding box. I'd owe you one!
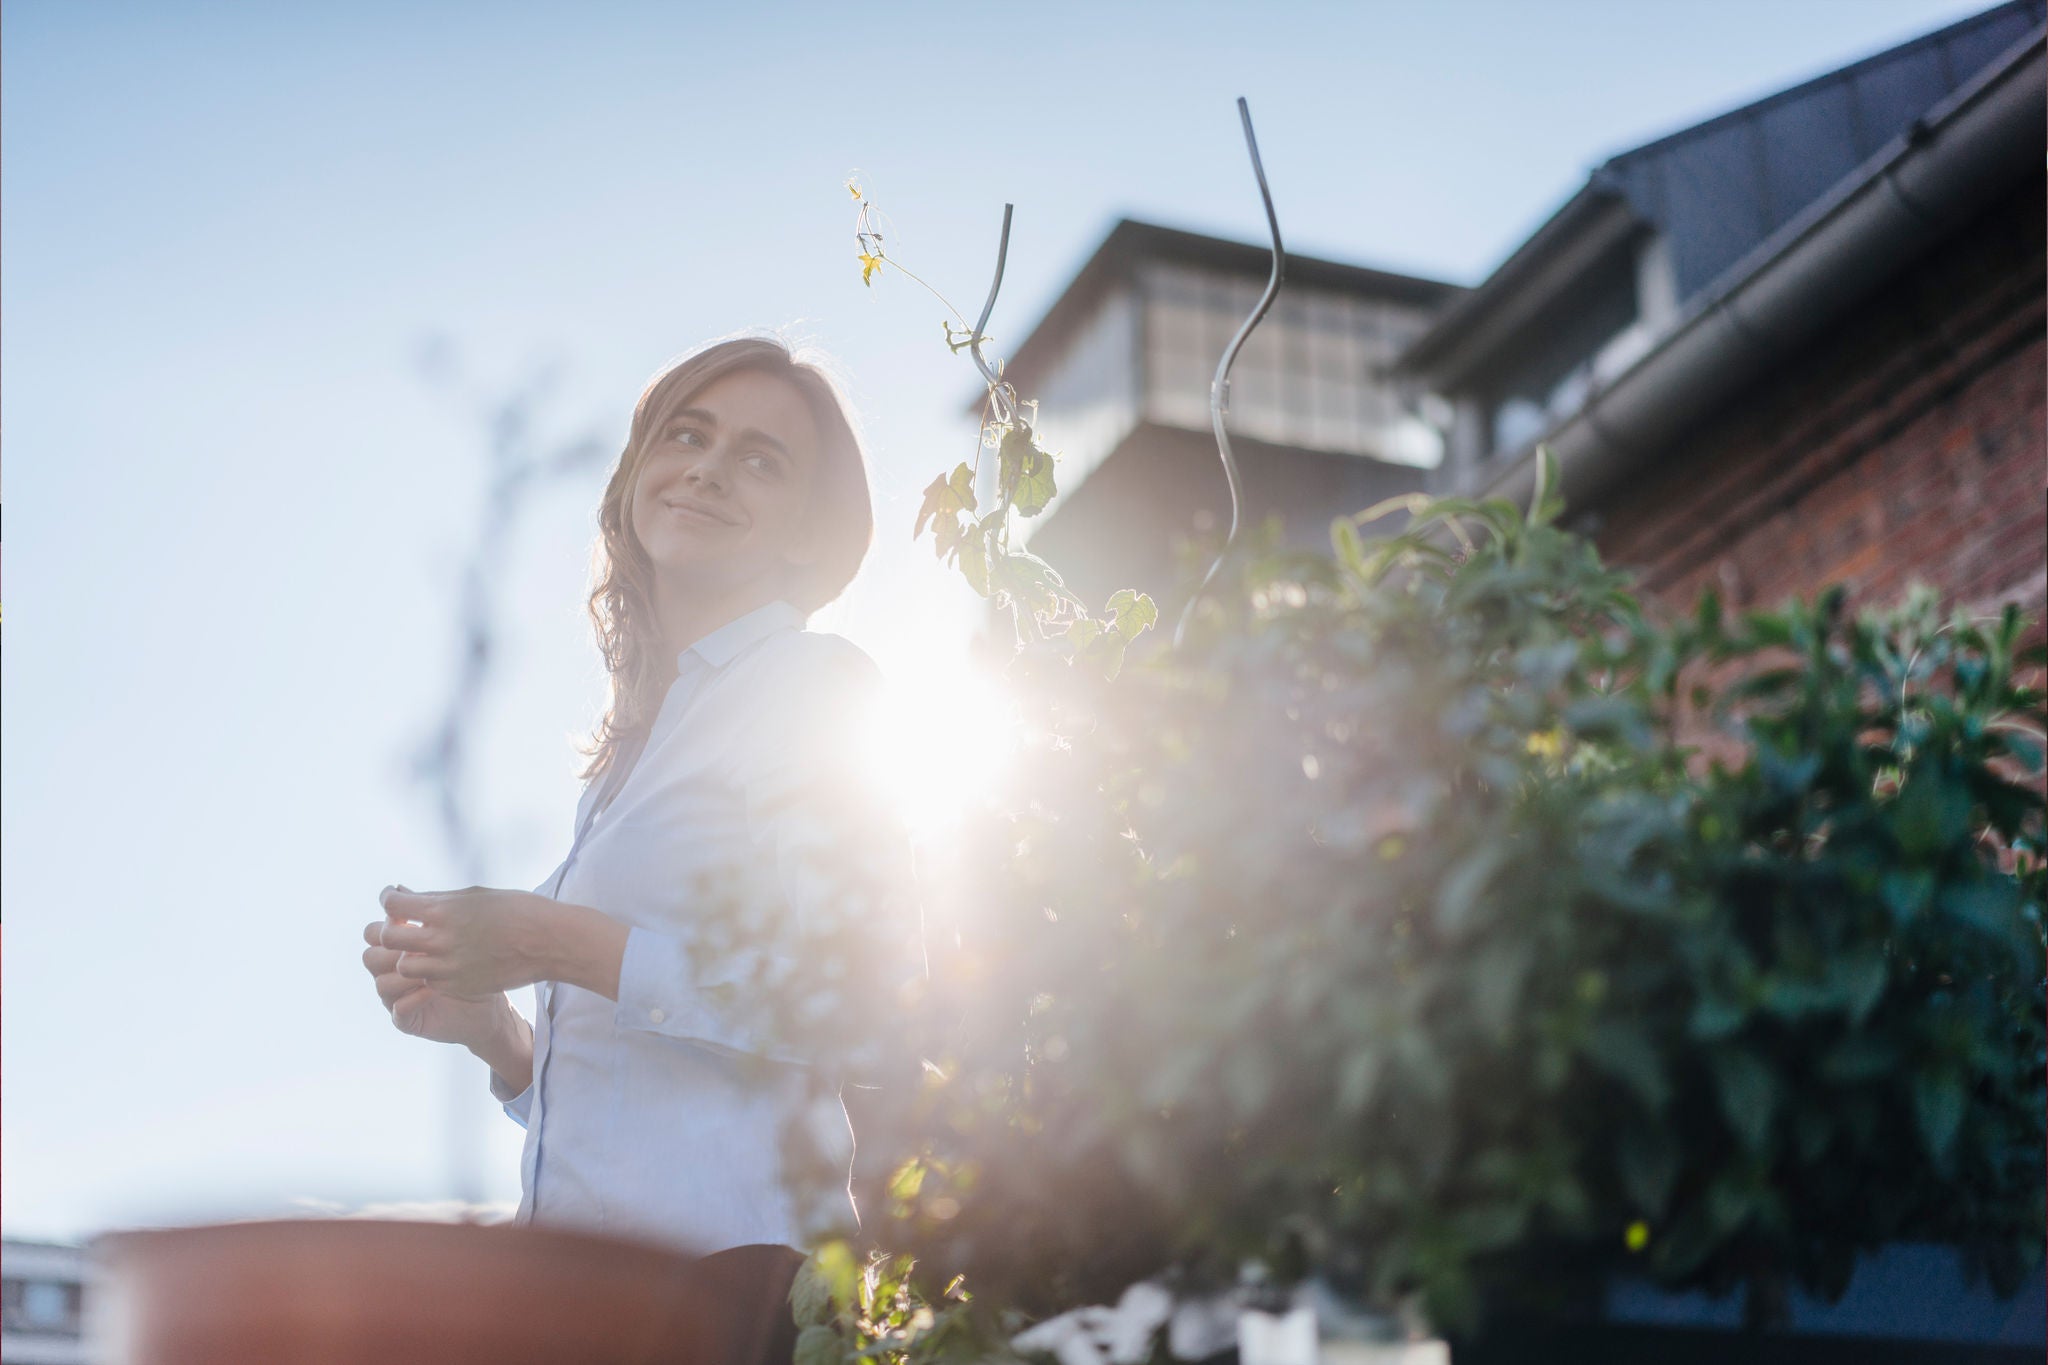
[92,1218,770,1365]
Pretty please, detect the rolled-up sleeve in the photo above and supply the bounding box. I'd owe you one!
[491,1067,535,1128]
[611,635,926,1074]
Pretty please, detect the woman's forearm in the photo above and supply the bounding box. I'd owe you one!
[460,901,626,1096]
[468,999,535,1095]
[532,899,631,1001]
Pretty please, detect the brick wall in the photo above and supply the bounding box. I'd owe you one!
[1593,170,2046,637]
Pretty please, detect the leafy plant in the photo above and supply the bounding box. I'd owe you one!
[760,191,2047,1355]
[852,178,1155,664]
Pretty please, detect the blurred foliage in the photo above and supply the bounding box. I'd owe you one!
[771,450,2045,1357]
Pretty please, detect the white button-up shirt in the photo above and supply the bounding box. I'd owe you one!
[494,599,921,1255]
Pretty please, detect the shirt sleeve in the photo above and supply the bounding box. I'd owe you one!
[612,634,927,1075]
[491,1062,534,1128]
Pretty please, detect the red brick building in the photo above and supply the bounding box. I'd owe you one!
[1597,172,2042,629]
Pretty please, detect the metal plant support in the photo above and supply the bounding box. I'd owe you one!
[1176,96,1286,649]
[966,204,1017,427]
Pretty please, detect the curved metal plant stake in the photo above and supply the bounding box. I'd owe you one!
[1175,96,1286,649]
[968,204,1016,423]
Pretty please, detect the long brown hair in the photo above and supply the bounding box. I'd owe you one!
[579,334,874,783]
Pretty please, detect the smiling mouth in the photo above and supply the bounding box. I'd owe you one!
[662,499,739,528]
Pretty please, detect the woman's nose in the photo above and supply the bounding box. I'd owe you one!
[684,453,728,491]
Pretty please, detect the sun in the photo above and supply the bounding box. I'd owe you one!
[862,637,1016,839]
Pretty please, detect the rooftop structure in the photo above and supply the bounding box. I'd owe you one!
[979,219,1462,612]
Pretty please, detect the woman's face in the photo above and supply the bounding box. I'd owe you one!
[628,367,823,599]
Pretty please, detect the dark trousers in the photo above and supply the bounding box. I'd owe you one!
[674,1242,806,1365]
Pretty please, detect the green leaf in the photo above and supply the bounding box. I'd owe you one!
[812,1240,860,1317]
[998,424,1057,516]
[1435,845,1505,938]
[913,463,975,539]
[1333,516,1367,575]
[1912,1068,1965,1167]
[1469,939,1534,1037]
[1336,1048,1383,1114]
[1106,588,1158,640]
[1894,772,1972,859]
[1818,1036,1896,1084]
[1688,995,1746,1041]
[1704,1173,1754,1236]
[888,1158,926,1202]
[992,550,1068,616]
[956,529,990,597]
[1940,878,2024,949]
[1709,1047,1778,1151]
[1528,444,1564,527]
[1617,1123,1679,1215]
[1456,1201,1531,1251]
[789,1258,835,1329]
[793,1324,844,1365]
[1881,869,1934,924]
[1584,1022,1670,1110]
[1831,947,1889,1025]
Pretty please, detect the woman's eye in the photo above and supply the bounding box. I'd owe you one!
[670,428,705,447]
[745,453,780,477]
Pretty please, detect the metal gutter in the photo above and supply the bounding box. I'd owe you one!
[1463,25,2046,516]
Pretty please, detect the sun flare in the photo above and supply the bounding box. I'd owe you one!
[863,642,1016,839]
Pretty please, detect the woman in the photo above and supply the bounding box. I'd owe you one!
[359,335,921,1355]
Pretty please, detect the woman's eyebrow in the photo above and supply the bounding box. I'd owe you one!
[675,409,794,462]
[668,407,790,459]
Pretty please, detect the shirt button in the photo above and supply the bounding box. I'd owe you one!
[648,1008,666,1025]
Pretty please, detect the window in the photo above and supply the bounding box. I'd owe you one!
[1007,285,1142,538]
[1138,262,1440,466]
[1482,245,1641,458]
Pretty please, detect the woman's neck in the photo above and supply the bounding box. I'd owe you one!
[650,574,789,668]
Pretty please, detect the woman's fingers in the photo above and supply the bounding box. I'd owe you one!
[375,970,423,1008]
[365,919,438,952]
[389,986,435,1035]
[379,886,442,921]
[363,944,402,976]
[394,952,450,982]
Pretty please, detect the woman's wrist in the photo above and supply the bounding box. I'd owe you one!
[466,996,534,1094]
[529,899,630,1002]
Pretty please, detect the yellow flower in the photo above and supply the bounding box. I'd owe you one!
[858,252,884,286]
[1526,727,1565,758]
[1626,1221,1650,1253]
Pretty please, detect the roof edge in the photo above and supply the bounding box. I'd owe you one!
[1457,24,2045,526]
[964,217,1464,415]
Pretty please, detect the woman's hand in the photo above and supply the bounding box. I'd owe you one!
[361,939,507,1049]
[368,885,630,1001]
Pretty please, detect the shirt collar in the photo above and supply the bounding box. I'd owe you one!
[679,598,806,672]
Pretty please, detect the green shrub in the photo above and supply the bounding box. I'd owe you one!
[774,465,2045,1351]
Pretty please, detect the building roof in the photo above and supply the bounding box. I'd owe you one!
[969,218,1462,413]
[1401,0,2047,383]
[1426,18,2043,517]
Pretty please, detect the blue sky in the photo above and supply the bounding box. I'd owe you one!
[2,0,1997,1240]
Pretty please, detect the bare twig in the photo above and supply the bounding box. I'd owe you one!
[411,361,606,884]
[404,347,607,1204]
